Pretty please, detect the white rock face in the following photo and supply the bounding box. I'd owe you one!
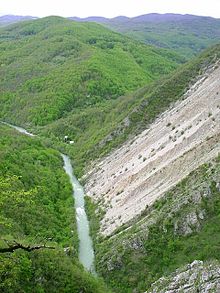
[146,260,220,293]
[85,64,220,236]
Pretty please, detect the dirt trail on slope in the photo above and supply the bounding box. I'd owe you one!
[85,64,220,236]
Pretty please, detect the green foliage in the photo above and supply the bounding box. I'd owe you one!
[0,125,111,292]
[84,196,106,248]
[0,125,76,246]
[0,16,183,126]
[4,17,217,178]
[94,155,220,292]
[0,14,219,293]
[0,248,111,293]
[40,44,220,177]
[102,15,220,59]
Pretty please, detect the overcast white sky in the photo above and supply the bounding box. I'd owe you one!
[1,0,220,18]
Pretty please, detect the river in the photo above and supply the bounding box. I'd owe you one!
[62,154,95,274]
[1,122,95,274]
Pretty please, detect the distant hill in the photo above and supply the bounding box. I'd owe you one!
[131,13,204,22]
[2,13,220,58]
[69,13,220,58]
[0,15,37,26]
[0,16,184,127]
[69,16,108,23]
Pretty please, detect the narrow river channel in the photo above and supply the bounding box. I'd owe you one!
[61,154,95,274]
[1,122,95,274]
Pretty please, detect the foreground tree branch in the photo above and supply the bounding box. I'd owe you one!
[0,239,55,253]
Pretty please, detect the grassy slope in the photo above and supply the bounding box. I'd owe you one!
[102,15,220,59]
[0,16,184,126]
[0,124,111,293]
[40,44,220,177]
[87,153,220,293]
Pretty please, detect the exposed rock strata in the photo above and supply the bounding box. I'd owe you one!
[146,260,220,293]
[85,65,220,236]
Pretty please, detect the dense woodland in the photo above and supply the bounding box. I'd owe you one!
[0,16,183,126]
[41,44,220,176]
[0,125,110,292]
[100,14,220,58]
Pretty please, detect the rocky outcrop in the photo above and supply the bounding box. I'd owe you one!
[85,64,220,236]
[174,209,206,236]
[146,260,220,293]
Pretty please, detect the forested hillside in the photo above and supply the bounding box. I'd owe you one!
[0,124,110,292]
[0,16,184,126]
[0,13,220,293]
[40,44,220,176]
[72,13,220,59]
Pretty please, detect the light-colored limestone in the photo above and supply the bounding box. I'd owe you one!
[85,64,220,236]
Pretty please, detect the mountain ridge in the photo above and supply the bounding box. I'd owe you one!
[2,13,219,58]
[68,13,220,59]
[69,13,220,23]
[0,16,184,127]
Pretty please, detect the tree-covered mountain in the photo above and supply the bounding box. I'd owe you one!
[1,13,220,293]
[70,13,220,59]
[0,16,184,127]
[2,13,220,59]
[39,44,220,176]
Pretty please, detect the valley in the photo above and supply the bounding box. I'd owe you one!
[0,124,110,292]
[0,16,183,126]
[0,13,220,293]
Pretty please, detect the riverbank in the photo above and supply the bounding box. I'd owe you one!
[1,121,95,273]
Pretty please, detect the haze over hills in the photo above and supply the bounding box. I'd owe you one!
[70,13,216,23]
[0,15,37,26]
